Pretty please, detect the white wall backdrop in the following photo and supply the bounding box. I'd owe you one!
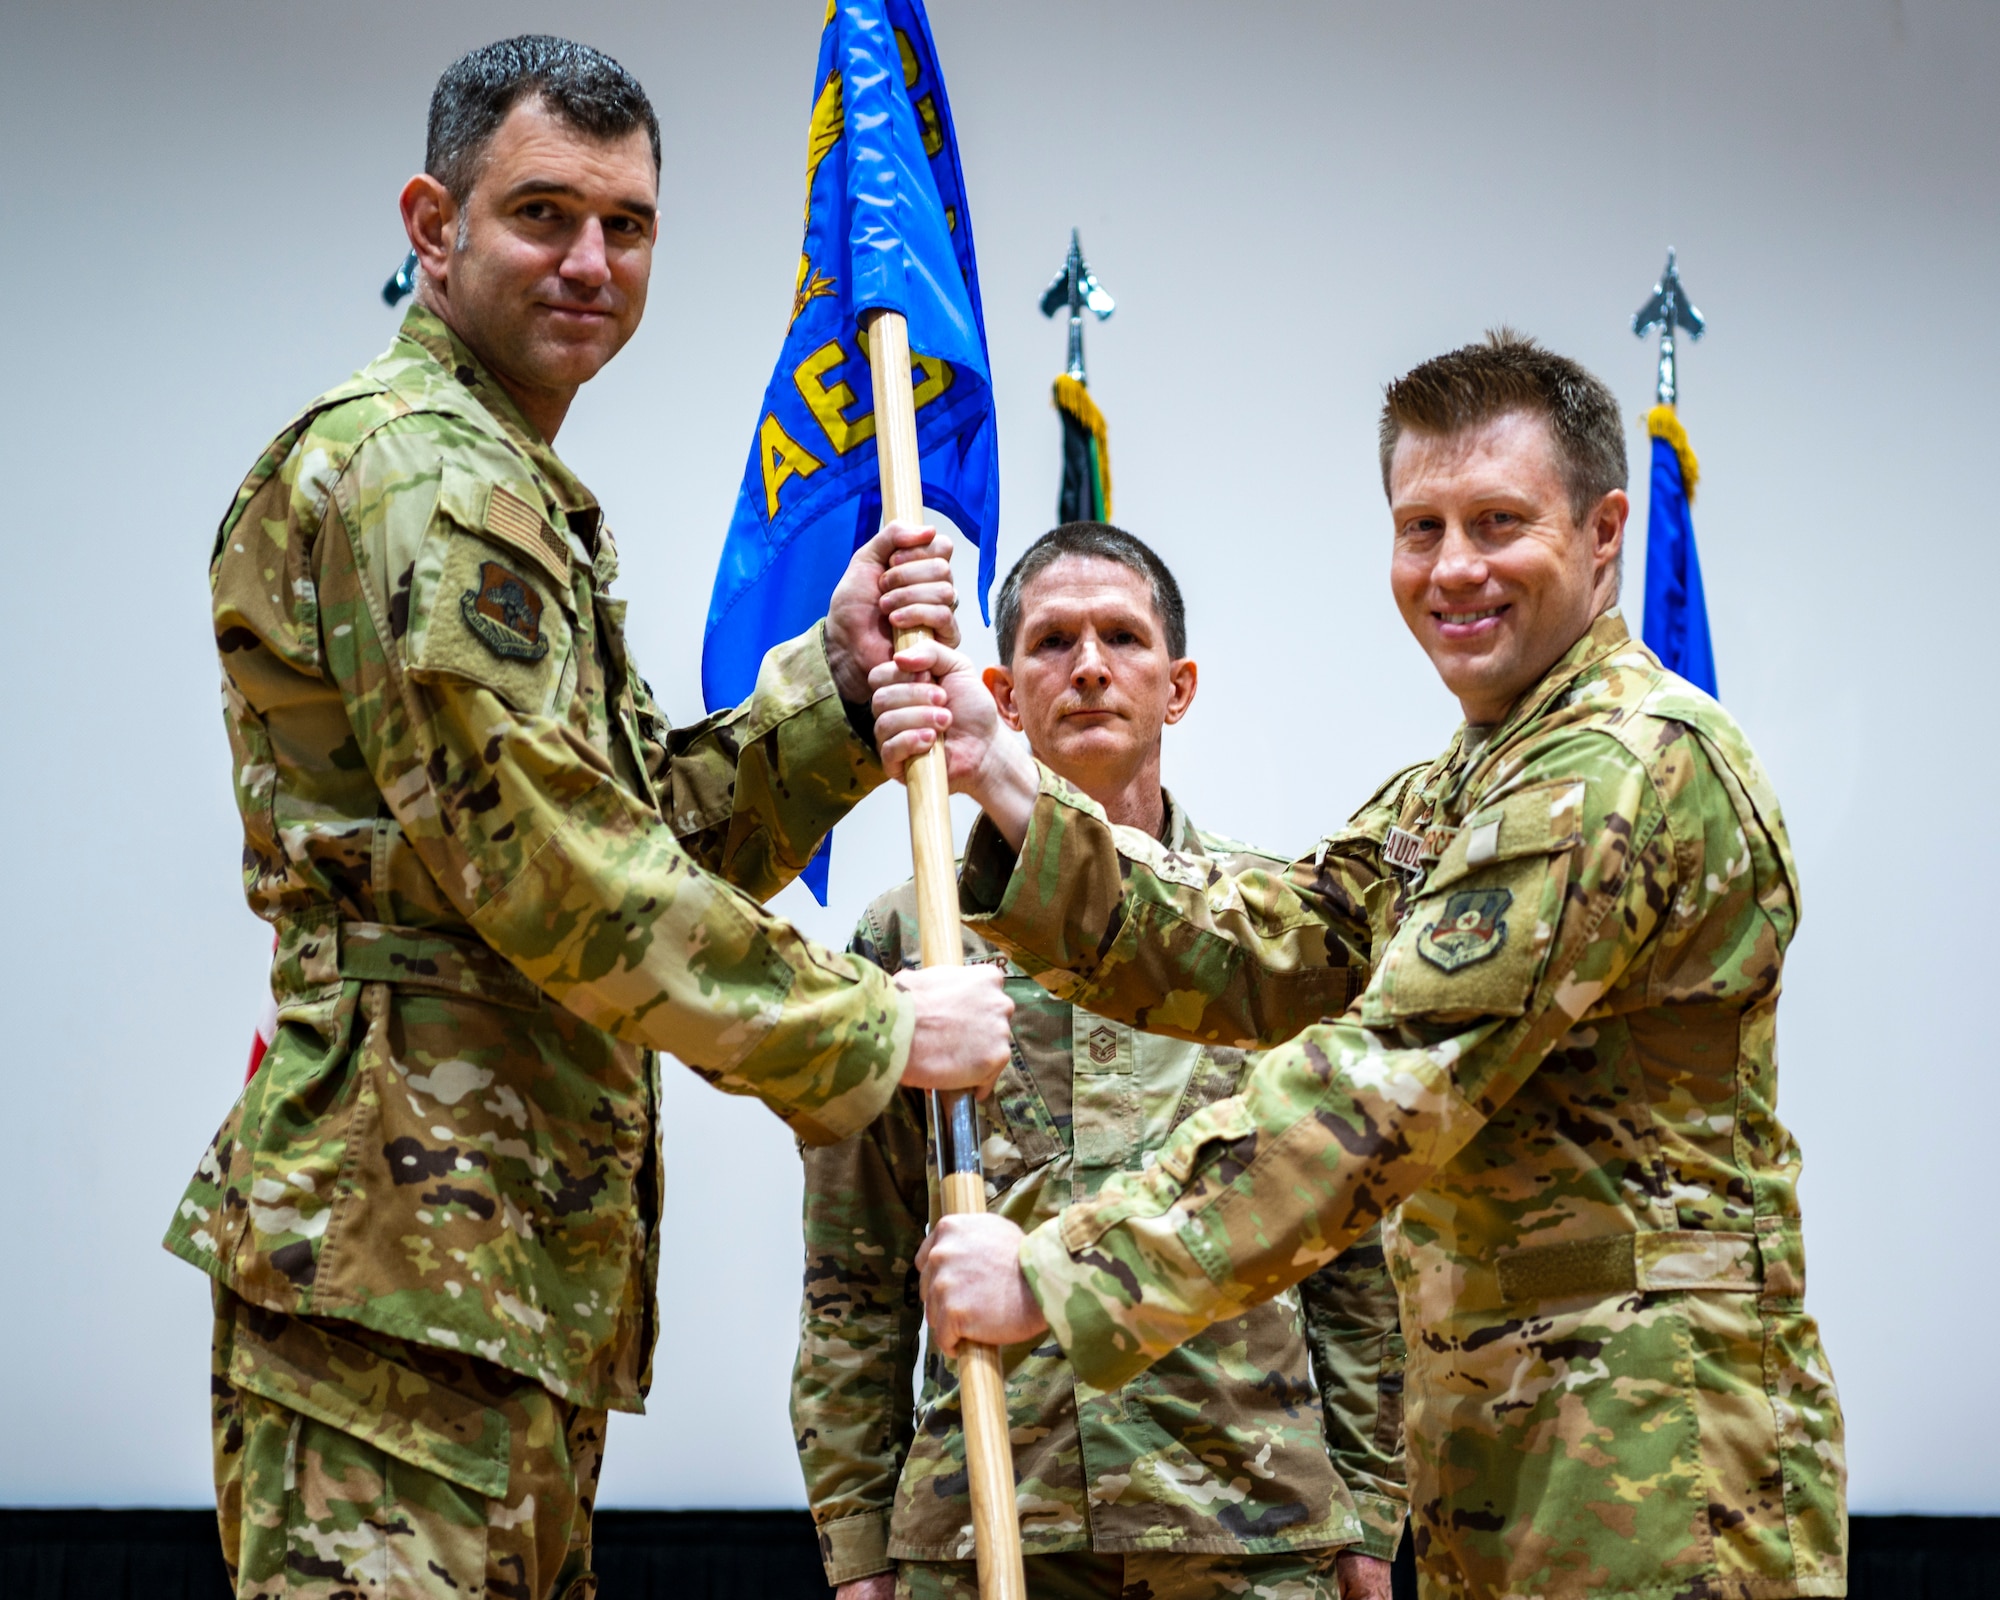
[1,0,1993,1515]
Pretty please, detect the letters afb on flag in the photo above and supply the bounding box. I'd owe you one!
[702,0,998,900]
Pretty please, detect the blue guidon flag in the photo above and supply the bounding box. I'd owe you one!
[702,0,998,902]
[1640,403,1717,697]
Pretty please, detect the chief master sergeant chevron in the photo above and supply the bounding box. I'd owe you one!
[162,36,1012,1600]
[876,333,1847,1600]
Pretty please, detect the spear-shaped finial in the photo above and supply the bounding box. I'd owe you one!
[1039,228,1114,383]
[382,249,419,307]
[1632,247,1706,407]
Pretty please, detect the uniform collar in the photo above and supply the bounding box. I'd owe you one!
[1160,788,1197,852]
[1424,608,1633,812]
[1488,606,1631,745]
[390,304,599,517]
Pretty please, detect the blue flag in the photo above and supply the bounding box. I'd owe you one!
[1640,405,1717,697]
[702,0,998,902]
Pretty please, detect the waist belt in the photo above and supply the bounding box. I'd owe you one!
[273,911,542,1011]
[1496,1219,1805,1307]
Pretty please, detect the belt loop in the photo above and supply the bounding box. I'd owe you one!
[271,907,342,1005]
[1755,1215,1806,1303]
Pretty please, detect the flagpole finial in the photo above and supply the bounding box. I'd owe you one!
[1040,228,1114,383]
[1632,246,1706,407]
[382,249,419,307]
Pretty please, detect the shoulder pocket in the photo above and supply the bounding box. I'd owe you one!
[1361,780,1584,1024]
[411,464,576,715]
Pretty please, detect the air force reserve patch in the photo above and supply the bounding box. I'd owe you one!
[461,560,548,661]
[1416,887,1512,972]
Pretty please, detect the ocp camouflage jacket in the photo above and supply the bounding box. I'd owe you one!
[960,613,1846,1600]
[165,307,911,1413]
[793,797,1407,1586]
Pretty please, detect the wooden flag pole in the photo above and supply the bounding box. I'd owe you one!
[863,307,1027,1600]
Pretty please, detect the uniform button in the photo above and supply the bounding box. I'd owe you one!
[455,364,476,386]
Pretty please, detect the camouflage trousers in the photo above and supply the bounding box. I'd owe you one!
[895,1546,1345,1599]
[210,1287,605,1600]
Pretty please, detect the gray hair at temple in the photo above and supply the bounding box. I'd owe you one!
[425,35,661,207]
[992,523,1187,666]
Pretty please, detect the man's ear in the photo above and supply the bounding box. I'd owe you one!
[401,173,458,289]
[1590,489,1630,582]
[982,665,1024,733]
[1163,657,1198,726]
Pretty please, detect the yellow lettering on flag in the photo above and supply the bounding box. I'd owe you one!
[913,353,953,408]
[760,413,823,518]
[794,340,877,455]
[857,325,955,414]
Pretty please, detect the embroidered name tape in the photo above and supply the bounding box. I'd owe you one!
[1384,827,1424,874]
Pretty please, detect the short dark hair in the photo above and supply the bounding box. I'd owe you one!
[426,35,661,205]
[1378,329,1627,522]
[993,523,1187,666]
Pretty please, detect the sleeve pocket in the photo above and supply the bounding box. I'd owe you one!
[1359,780,1584,1024]
[410,467,576,716]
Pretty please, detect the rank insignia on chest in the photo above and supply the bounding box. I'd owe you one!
[1416,887,1512,972]
[461,560,549,661]
[1085,1025,1119,1066]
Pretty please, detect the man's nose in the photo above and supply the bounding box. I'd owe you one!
[1431,522,1487,588]
[1072,637,1110,690]
[562,218,612,288]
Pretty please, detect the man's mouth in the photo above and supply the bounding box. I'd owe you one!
[1433,604,1508,638]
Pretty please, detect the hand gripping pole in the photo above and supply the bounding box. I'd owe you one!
[864,308,1026,1600]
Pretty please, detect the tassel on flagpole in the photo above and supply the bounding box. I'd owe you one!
[1053,373,1113,520]
[1646,403,1700,502]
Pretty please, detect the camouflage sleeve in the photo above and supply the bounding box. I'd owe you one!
[959,767,1372,1048]
[1298,1223,1407,1560]
[792,903,931,1584]
[634,628,886,899]
[319,431,909,1145]
[1009,732,1686,1390]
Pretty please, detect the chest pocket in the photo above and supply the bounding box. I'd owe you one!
[412,464,576,716]
[962,973,1065,1191]
[1361,779,1584,1024]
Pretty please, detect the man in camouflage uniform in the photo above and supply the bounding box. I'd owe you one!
[793,527,1406,1600]
[163,37,1013,1600]
[875,335,1848,1599]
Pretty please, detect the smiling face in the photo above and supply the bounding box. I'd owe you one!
[984,555,1196,819]
[403,95,658,439]
[1388,410,1628,725]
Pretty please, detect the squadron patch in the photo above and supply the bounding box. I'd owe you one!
[1416,887,1512,972]
[461,560,548,661]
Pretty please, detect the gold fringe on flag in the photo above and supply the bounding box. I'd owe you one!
[1053,372,1113,519]
[1646,403,1700,503]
